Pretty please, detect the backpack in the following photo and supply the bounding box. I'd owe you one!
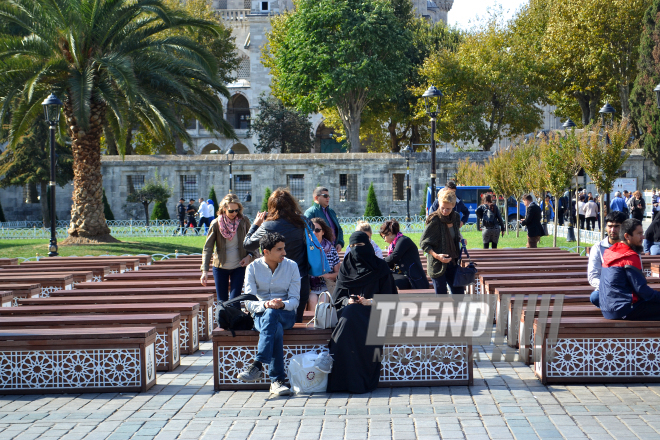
[216,294,258,337]
[482,205,497,228]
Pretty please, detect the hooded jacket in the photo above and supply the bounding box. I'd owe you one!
[600,242,660,319]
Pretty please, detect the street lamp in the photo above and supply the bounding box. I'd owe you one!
[422,85,443,201]
[401,145,413,222]
[41,93,62,257]
[599,102,616,128]
[562,118,576,130]
[226,147,235,193]
[654,83,660,109]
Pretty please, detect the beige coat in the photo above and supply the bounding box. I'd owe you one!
[200,217,257,272]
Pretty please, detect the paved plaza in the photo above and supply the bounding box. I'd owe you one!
[1,341,659,440]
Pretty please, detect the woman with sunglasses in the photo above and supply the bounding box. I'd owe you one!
[308,218,341,310]
[200,194,257,305]
[380,219,429,290]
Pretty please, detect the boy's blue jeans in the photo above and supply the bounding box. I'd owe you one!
[253,308,296,382]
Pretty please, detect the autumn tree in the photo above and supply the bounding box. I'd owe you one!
[484,149,515,233]
[540,133,575,246]
[126,175,173,227]
[264,0,410,152]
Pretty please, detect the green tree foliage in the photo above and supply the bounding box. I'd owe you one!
[127,175,173,226]
[209,186,219,214]
[364,182,383,217]
[630,0,660,167]
[484,149,515,233]
[0,0,236,240]
[150,201,171,220]
[0,120,73,227]
[420,183,429,216]
[420,15,547,151]
[102,189,114,221]
[264,0,411,152]
[261,187,272,212]
[249,96,313,153]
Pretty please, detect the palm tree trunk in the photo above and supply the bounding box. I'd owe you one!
[63,99,112,241]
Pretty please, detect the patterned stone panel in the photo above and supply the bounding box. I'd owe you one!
[213,300,218,329]
[155,332,168,369]
[40,286,63,298]
[0,349,142,390]
[546,338,660,378]
[145,344,155,383]
[197,310,207,340]
[192,316,198,348]
[172,329,180,364]
[92,276,103,283]
[179,318,190,352]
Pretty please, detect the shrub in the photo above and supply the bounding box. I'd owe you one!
[103,189,114,220]
[150,200,170,220]
[261,187,272,211]
[363,182,382,217]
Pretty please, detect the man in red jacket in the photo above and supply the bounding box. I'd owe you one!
[599,218,660,320]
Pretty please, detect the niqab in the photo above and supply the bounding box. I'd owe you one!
[335,232,388,291]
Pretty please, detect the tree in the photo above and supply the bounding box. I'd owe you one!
[126,176,173,226]
[209,186,219,213]
[540,133,577,246]
[264,0,410,152]
[484,149,516,234]
[509,143,535,236]
[0,119,73,228]
[580,119,634,238]
[249,96,313,153]
[102,189,114,221]
[420,183,429,216]
[261,187,272,212]
[364,183,383,217]
[0,0,236,242]
[455,158,487,186]
[420,15,547,151]
[630,0,660,168]
[150,201,170,221]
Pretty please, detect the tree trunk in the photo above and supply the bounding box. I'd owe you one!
[337,98,364,153]
[143,201,150,227]
[40,180,50,229]
[63,98,112,241]
[388,120,399,153]
[125,129,134,155]
[516,197,520,238]
[410,124,421,149]
[599,190,605,240]
[618,83,630,119]
[575,182,580,250]
[553,210,558,247]
[576,93,591,126]
[588,95,601,123]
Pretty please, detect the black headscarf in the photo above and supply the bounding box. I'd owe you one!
[646,211,660,243]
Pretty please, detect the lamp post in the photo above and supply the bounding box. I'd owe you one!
[422,85,443,201]
[226,147,235,193]
[599,102,616,128]
[401,145,413,222]
[562,119,577,242]
[41,93,63,257]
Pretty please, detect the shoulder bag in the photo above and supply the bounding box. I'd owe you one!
[306,291,338,329]
[453,245,478,288]
[304,219,331,277]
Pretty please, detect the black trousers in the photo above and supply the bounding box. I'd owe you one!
[296,275,310,323]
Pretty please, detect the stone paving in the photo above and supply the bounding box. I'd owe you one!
[1,341,660,440]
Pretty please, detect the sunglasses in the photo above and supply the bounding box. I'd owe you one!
[227,209,239,214]
[319,194,330,198]
[314,228,322,233]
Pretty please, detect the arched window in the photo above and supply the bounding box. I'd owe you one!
[226,94,250,129]
[200,143,221,155]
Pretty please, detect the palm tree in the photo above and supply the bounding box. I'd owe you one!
[0,0,235,242]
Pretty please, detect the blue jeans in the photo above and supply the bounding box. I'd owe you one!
[253,308,296,382]
[431,262,465,295]
[212,266,246,304]
[644,240,660,255]
[590,290,600,308]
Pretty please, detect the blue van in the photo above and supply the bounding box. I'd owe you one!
[426,186,526,224]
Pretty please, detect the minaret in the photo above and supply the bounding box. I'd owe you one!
[432,0,454,24]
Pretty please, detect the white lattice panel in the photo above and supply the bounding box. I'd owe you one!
[198,311,206,339]
[145,344,155,383]
[155,332,168,369]
[40,286,62,298]
[192,316,198,348]
[179,318,190,351]
[0,349,142,390]
[546,338,660,377]
[172,329,179,364]
[92,276,103,283]
[213,300,218,329]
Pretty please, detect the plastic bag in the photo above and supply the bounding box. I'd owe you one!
[287,351,328,394]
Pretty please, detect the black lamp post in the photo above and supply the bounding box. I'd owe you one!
[401,145,413,222]
[654,83,660,109]
[561,119,577,241]
[422,85,443,201]
[226,147,235,193]
[42,93,63,257]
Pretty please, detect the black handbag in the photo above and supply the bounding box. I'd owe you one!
[453,245,478,288]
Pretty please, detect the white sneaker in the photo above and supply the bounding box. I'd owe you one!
[270,379,290,396]
[314,352,333,374]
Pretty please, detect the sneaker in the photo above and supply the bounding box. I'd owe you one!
[270,379,290,396]
[314,352,333,374]
[236,363,262,382]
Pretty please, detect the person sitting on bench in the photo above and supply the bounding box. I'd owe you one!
[599,218,660,320]
[588,211,626,308]
[237,232,300,396]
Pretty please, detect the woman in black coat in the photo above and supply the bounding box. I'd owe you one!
[520,194,546,248]
[380,219,429,290]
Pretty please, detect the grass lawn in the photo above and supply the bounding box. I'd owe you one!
[0,229,575,260]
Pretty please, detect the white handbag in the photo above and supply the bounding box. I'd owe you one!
[287,351,328,394]
[307,291,338,329]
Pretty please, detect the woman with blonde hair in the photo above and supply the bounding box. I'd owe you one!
[420,189,464,295]
[200,194,257,304]
[243,188,312,322]
[631,190,646,222]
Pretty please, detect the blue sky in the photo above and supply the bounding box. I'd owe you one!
[448,0,528,30]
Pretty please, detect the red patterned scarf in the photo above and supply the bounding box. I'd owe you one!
[218,215,239,240]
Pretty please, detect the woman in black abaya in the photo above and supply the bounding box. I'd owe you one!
[326,232,398,394]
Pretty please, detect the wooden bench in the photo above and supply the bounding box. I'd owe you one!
[0,291,12,307]
[0,303,200,354]
[0,327,157,393]
[23,293,214,342]
[0,274,74,297]
[479,272,587,295]
[48,255,153,266]
[0,269,93,285]
[0,265,111,281]
[22,258,140,271]
[0,314,180,371]
[532,317,660,384]
[0,283,41,306]
[213,325,473,390]
[0,258,18,265]
[103,270,204,282]
[16,261,128,274]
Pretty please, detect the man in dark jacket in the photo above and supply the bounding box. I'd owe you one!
[304,186,344,251]
[520,194,545,248]
[428,181,470,226]
[186,198,198,235]
[174,198,187,235]
[476,195,505,249]
[599,218,660,320]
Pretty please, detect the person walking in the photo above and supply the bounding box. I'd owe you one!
[244,188,311,323]
[520,194,545,248]
[174,198,187,235]
[578,194,586,230]
[420,190,464,295]
[198,197,210,235]
[200,194,256,304]
[610,191,629,217]
[583,196,598,231]
[304,187,344,252]
[186,198,198,235]
[476,194,505,249]
[630,191,646,222]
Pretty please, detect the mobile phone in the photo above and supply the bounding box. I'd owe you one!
[349,294,360,301]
